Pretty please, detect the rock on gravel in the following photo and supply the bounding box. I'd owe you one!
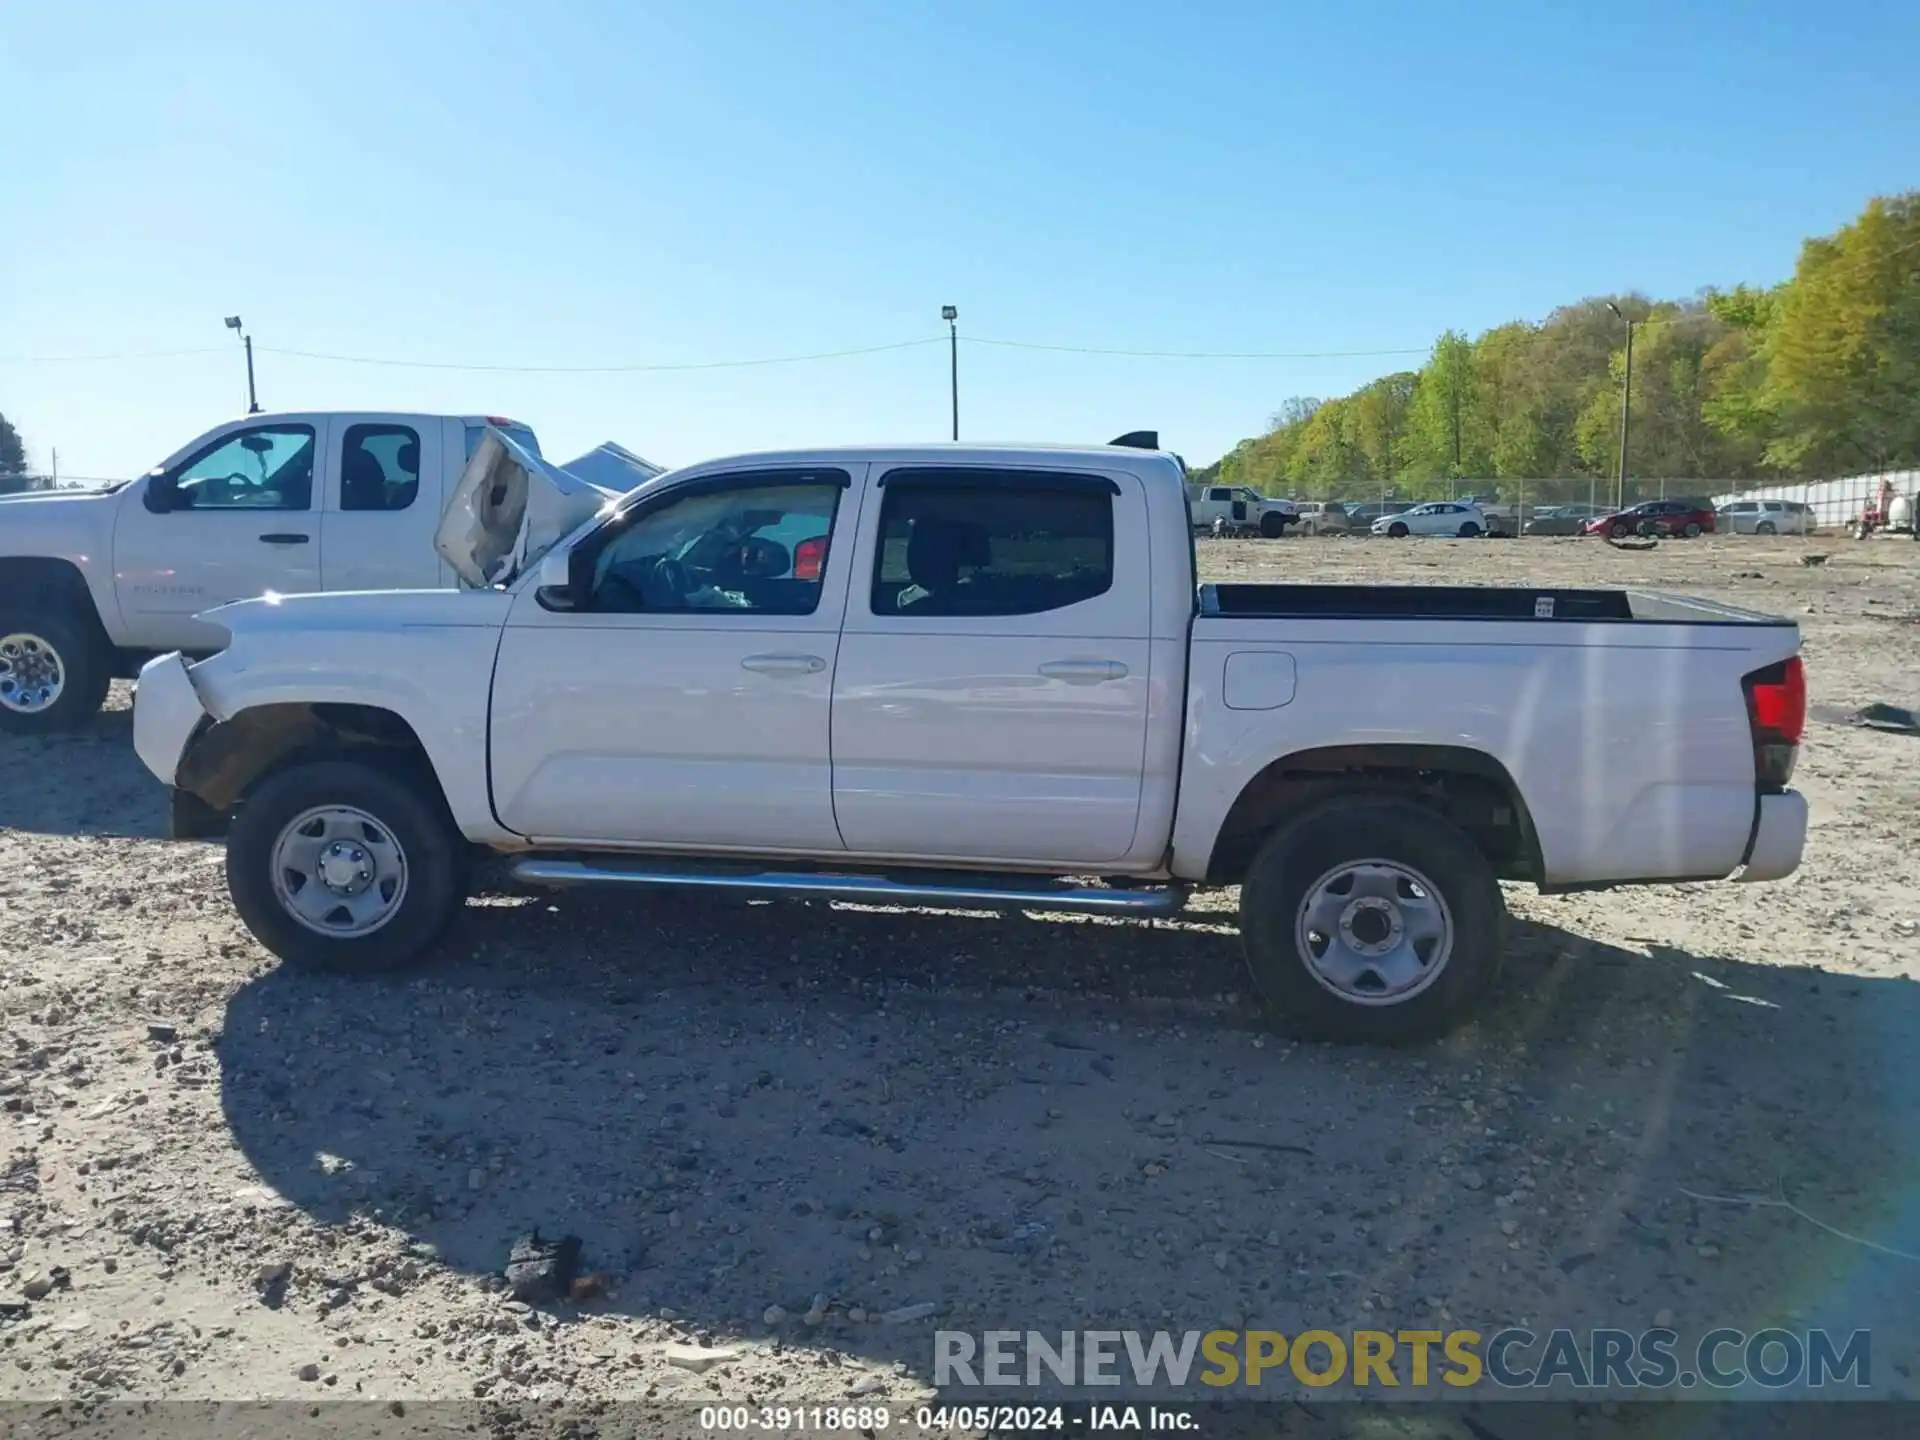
[666,1344,740,1374]
[504,1231,582,1303]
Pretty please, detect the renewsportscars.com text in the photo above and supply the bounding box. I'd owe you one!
[934,1327,1870,1391]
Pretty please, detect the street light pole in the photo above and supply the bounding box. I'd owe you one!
[1606,303,1633,510]
[224,315,260,414]
[941,305,958,441]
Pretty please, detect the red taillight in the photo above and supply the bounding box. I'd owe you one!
[1743,656,1805,790]
[794,535,826,581]
[1747,656,1806,743]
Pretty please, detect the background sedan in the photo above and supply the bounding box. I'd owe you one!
[1525,503,1612,535]
[1584,499,1717,538]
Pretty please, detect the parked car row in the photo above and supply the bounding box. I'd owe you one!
[1181,491,1824,542]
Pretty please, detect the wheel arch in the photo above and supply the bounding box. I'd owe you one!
[0,557,110,636]
[1202,742,1544,886]
[173,701,454,838]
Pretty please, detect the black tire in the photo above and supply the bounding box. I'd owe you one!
[0,606,112,735]
[1609,520,1630,539]
[1458,522,1481,538]
[1755,521,1775,536]
[1238,798,1505,1043]
[1259,511,1286,539]
[1387,522,1410,538]
[226,759,466,974]
[1682,522,1702,538]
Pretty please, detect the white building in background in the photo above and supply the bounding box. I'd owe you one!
[1712,470,1920,530]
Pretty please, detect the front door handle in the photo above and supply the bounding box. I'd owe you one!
[1038,658,1129,684]
[741,653,827,676]
[259,533,310,545]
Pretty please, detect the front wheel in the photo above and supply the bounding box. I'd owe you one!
[0,608,111,735]
[226,760,466,973]
[1259,511,1286,539]
[1458,522,1481,538]
[1755,521,1776,536]
[1238,799,1505,1043]
[1387,522,1410,538]
[1682,522,1702,538]
[1609,521,1630,539]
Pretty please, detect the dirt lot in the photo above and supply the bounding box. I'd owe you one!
[2,534,1917,1427]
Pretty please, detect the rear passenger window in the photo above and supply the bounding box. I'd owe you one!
[871,470,1115,618]
[341,424,420,512]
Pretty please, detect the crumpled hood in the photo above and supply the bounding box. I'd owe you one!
[435,427,619,587]
[197,587,516,644]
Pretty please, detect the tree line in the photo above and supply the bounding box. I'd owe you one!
[1196,191,1920,500]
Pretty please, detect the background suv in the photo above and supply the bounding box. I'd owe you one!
[1719,499,1815,536]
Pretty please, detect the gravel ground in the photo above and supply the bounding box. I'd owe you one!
[1,534,1917,1428]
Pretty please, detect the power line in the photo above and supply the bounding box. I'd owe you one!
[0,346,228,364]
[967,337,1431,360]
[252,336,947,373]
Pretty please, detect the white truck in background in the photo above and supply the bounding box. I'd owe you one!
[0,412,617,732]
[1187,483,1299,537]
[131,431,1809,1042]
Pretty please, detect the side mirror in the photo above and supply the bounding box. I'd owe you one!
[534,547,578,611]
[143,473,180,514]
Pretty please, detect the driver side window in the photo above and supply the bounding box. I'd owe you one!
[586,473,846,616]
[166,425,315,511]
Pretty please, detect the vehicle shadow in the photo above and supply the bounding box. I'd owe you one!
[217,889,1920,1399]
[0,694,167,839]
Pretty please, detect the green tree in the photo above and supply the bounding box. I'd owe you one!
[1761,192,1920,471]
[0,412,24,475]
[1402,331,1480,485]
[1196,191,1920,486]
[1349,372,1416,492]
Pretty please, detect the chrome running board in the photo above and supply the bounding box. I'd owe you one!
[508,857,1188,917]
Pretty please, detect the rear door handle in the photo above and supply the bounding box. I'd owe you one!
[1038,658,1128,684]
[741,653,827,676]
[259,533,310,545]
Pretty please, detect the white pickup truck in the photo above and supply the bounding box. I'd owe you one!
[0,410,617,732]
[1187,484,1299,537]
[130,433,1810,1041]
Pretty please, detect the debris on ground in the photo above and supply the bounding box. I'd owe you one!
[504,1231,583,1303]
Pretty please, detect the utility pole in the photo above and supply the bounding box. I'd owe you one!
[1606,303,1633,510]
[224,315,260,414]
[941,305,958,440]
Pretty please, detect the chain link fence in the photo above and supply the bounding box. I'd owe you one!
[1330,471,1920,535]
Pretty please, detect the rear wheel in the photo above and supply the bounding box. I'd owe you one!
[1755,521,1776,536]
[1239,799,1505,1043]
[1387,522,1410,538]
[1259,511,1286,539]
[1682,521,1702,538]
[1458,522,1481,538]
[0,608,111,735]
[226,760,466,973]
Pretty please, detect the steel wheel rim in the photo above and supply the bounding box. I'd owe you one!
[269,804,409,938]
[1294,859,1454,1007]
[0,633,65,714]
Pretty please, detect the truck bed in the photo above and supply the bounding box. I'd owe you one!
[1199,583,1794,626]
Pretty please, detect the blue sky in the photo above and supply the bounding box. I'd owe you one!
[2,0,1915,480]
